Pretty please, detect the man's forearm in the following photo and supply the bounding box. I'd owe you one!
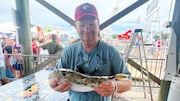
[36,42,46,48]
[116,80,132,93]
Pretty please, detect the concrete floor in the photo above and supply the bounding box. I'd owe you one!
[112,87,159,101]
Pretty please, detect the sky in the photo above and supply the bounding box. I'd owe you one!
[0,0,175,34]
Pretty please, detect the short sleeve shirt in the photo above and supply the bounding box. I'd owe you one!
[56,40,131,101]
[42,41,62,54]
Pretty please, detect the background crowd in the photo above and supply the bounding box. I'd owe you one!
[0,33,66,86]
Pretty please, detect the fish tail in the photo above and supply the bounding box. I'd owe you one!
[115,74,129,80]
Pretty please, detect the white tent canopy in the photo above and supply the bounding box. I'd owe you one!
[0,22,46,38]
[0,22,16,31]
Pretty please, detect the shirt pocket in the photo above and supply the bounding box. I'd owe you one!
[96,58,111,75]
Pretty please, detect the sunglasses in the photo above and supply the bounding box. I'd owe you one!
[76,52,100,75]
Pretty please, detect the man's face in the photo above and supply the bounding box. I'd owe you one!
[75,16,99,44]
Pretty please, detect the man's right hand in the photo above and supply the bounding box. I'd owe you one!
[49,78,72,92]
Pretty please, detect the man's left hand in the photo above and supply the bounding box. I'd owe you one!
[94,81,115,96]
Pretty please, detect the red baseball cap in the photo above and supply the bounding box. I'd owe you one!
[75,3,98,21]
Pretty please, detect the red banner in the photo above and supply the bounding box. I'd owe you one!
[36,26,44,39]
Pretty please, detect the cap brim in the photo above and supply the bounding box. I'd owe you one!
[75,13,98,21]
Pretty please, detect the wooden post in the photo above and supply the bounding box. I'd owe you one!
[15,0,33,76]
[158,80,171,101]
[158,0,180,101]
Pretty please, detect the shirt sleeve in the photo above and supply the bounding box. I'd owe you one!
[56,44,63,52]
[42,43,47,50]
[56,47,68,69]
[56,45,77,70]
[110,46,132,79]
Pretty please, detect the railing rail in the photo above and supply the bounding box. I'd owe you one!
[4,45,165,89]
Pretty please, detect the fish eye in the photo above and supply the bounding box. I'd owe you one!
[62,72,66,76]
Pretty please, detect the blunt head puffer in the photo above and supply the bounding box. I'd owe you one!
[48,68,129,88]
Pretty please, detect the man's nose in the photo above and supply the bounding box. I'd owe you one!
[84,25,91,32]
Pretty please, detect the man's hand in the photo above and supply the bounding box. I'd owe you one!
[94,81,115,96]
[49,78,72,92]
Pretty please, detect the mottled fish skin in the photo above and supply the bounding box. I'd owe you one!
[48,68,129,87]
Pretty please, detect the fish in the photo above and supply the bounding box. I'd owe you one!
[48,68,129,92]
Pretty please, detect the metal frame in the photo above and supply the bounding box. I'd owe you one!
[161,0,180,80]
[35,0,149,30]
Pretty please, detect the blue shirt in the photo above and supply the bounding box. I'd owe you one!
[57,40,131,101]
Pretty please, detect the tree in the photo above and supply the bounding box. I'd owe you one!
[153,35,160,40]
[161,33,169,40]
[112,34,118,39]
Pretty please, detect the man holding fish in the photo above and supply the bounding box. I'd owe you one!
[49,2,132,101]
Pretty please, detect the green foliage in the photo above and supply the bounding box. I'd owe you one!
[153,35,160,40]
[161,33,169,40]
[45,26,52,33]
[112,34,118,39]
[153,33,169,40]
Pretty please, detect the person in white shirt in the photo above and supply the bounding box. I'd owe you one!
[0,44,8,85]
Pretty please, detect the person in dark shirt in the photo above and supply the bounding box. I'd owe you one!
[37,34,63,67]
[38,34,63,55]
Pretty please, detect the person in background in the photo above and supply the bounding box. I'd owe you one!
[4,46,23,79]
[56,31,62,44]
[69,37,76,44]
[32,37,40,55]
[134,39,139,54]
[10,37,23,78]
[157,39,161,56]
[0,44,8,85]
[1,35,10,49]
[152,39,158,57]
[37,34,63,67]
[49,3,132,101]
[3,46,15,77]
[37,34,63,55]
[11,37,21,54]
[32,37,40,65]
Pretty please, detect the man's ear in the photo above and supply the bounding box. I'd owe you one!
[97,19,100,30]
[96,19,101,38]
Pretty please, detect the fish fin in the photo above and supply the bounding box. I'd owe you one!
[115,74,129,80]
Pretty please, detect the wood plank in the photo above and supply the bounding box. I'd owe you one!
[36,50,63,70]
[127,58,161,85]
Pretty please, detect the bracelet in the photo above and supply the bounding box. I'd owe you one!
[112,80,118,95]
